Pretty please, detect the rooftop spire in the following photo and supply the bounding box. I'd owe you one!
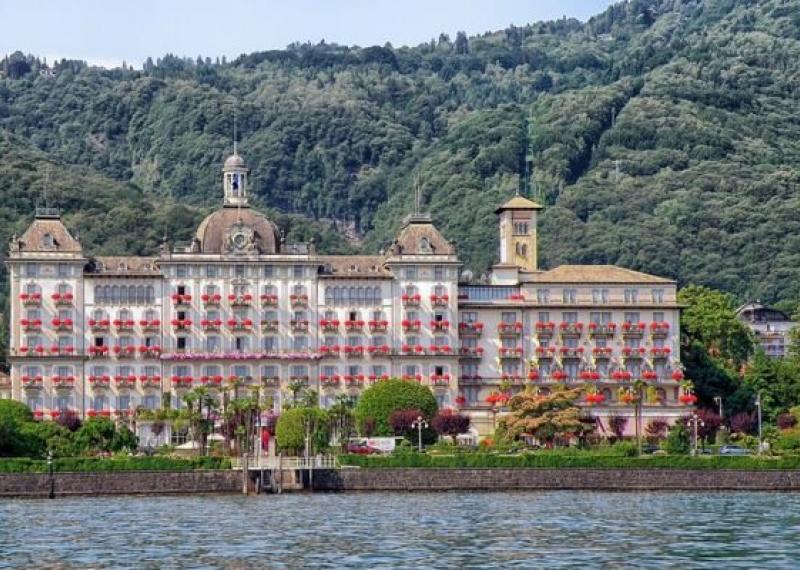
[233,108,237,156]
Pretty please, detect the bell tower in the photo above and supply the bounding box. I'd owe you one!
[496,195,542,272]
[222,153,249,207]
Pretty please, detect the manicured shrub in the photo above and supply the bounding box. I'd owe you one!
[275,408,329,455]
[0,456,231,473]
[354,379,438,436]
[432,410,471,438]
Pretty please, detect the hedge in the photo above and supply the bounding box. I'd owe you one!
[338,453,800,470]
[0,456,231,473]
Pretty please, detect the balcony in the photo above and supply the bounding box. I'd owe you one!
[260,294,279,307]
[19,292,42,306]
[559,322,584,337]
[112,345,138,358]
[320,375,341,387]
[534,322,556,337]
[21,375,44,388]
[458,322,484,336]
[17,346,45,357]
[588,323,616,337]
[289,294,309,307]
[459,346,484,358]
[367,374,390,384]
[86,409,113,418]
[559,347,585,359]
[401,344,425,355]
[88,319,110,332]
[199,375,224,387]
[367,344,391,356]
[345,375,366,387]
[51,292,74,306]
[171,319,192,331]
[498,347,523,359]
[320,345,341,358]
[497,322,523,336]
[500,374,524,384]
[401,293,421,307]
[550,371,568,383]
[526,370,540,382]
[343,345,365,358]
[650,322,670,337]
[622,347,647,360]
[621,322,646,337]
[592,347,614,359]
[430,294,450,307]
[459,374,484,385]
[430,320,450,332]
[171,294,192,307]
[139,345,162,358]
[261,376,280,388]
[139,375,162,388]
[113,319,135,332]
[261,320,279,332]
[228,293,253,307]
[227,318,254,332]
[171,376,194,388]
[642,370,658,381]
[402,374,422,382]
[201,318,222,331]
[319,319,340,333]
[51,318,74,332]
[288,375,310,385]
[49,346,76,357]
[534,346,557,359]
[402,319,422,333]
[114,375,137,389]
[428,345,454,355]
[650,347,672,359]
[52,375,76,388]
[290,319,309,332]
[140,319,161,331]
[87,346,111,358]
[368,320,389,333]
[343,320,364,332]
[20,319,43,332]
[578,370,601,381]
[430,374,451,386]
[611,370,633,381]
[88,375,111,388]
[201,293,222,306]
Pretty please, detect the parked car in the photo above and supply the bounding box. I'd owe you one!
[641,443,659,455]
[346,442,380,455]
[719,444,750,456]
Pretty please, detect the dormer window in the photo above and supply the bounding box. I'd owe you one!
[41,234,54,248]
[419,238,431,253]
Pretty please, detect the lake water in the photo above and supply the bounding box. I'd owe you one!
[1,491,799,568]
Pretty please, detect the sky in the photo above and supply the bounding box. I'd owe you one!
[0,0,617,69]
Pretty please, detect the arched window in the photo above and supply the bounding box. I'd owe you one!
[325,287,333,305]
[95,285,105,303]
[146,286,154,304]
[356,287,365,305]
[118,309,132,322]
[144,309,157,321]
[120,286,128,305]
[373,287,381,304]
[41,234,54,248]
[111,286,119,304]
[136,286,145,304]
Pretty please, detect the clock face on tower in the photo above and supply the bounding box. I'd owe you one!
[224,221,257,254]
[233,232,247,250]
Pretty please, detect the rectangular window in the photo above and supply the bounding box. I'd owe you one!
[538,312,550,323]
[25,264,38,277]
[589,312,612,324]
[293,265,304,278]
[624,312,640,324]
[624,288,639,304]
[57,264,69,277]
[262,337,277,351]
[404,266,417,280]
[562,289,577,304]
[562,312,578,323]
[592,289,609,304]
[264,266,274,278]
[206,265,218,278]
[536,289,550,304]
[652,289,664,304]
[176,265,187,278]
[653,311,665,323]
[434,266,445,281]
[501,312,517,324]
[293,336,308,351]
[461,311,478,324]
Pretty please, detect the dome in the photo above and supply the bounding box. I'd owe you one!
[223,154,246,169]
[194,207,280,254]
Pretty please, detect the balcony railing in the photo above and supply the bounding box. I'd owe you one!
[52,375,76,387]
[260,294,279,307]
[459,346,484,358]
[430,294,449,307]
[171,319,192,330]
[367,345,391,355]
[534,322,556,336]
[559,347,585,359]
[289,294,309,307]
[497,322,523,335]
[20,319,43,332]
[621,322,646,336]
[19,293,42,306]
[290,319,309,332]
[114,375,138,389]
[21,375,44,388]
[559,323,584,336]
[88,319,111,332]
[401,294,421,307]
[343,345,365,358]
[201,293,222,306]
[430,374,451,386]
[431,321,450,332]
[368,320,389,333]
[402,320,422,332]
[113,319,135,332]
[650,347,672,359]
[428,345,454,355]
[319,319,340,332]
[319,345,342,357]
[52,318,74,331]
[498,347,523,359]
[139,375,162,388]
[261,376,280,388]
[201,319,222,331]
[320,375,341,387]
[344,320,365,332]
[171,294,192,306]
[588,323,616,336]
[228,294,253,307]
[650,322,670,337]
[261,320,279,332]
[458,322,484,336]
[345,375,366,387]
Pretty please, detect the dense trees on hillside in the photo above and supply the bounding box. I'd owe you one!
[1,0,800,306]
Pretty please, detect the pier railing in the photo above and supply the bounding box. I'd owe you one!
[231,455,339,470]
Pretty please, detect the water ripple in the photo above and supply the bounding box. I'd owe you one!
[1,491,799,568]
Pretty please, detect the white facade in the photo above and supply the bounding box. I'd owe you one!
[4,155,691,435]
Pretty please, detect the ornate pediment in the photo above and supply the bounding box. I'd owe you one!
[223,219,258,255]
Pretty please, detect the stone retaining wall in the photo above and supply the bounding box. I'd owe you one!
[313,468,800,491]
[0,470,242,498]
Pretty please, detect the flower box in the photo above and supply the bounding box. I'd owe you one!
[498,347,523,358]
[430,374,451,386]
[290,320,309,331]
[261,320,279,332]
[139,375,161,387]
[400,294,421,306]
[344,320,365,331]
[588,323,616,336]
[320,375,341,386]
[320,345,341,357]
[585,393,606,405]
[140,319,161,330]
[592,347,614,358]
[260,294,279,306]
[88,346,110,357]
[559,322,584,336]
[535,322,556,335]
[88,375,111,386]
[289,294,309,307]
[459,346,484,357]
[228,319,254,331]
[430,320,450,331]
[171,293,192,305]
[21,319,43,331]
[114,319,135,331]
[402,374,422,382]
[201,293,222,305]
[679,393,698,405]
[622,347,647,358]
[428,345,453,354]
[497,322,523,335]
[642,370,658,380]
[319,319,340,332]
[650,322,670,335]
[261,376,280,387]
[611,370,633,381]
[401,319,422,332]
[650,347,672,358]
[201,318,222,330]
[401,344,424,354]
[367,345,391,355]
[21,375,44,387]
[430,294,449,307]
[579,370,601,381]
[343,345,365,358]
[228,293,253,306]
[458,322,484,335]
[671,370,684,381]
[621,322,647,335]
[289,375,310,384]
[501,374,523,384]
[535,346,557,357]
[551,370,567,381]
[171,319,192,330]
[171,376,194,387]
[114,375,138,388]
[527,370,540,381]
[368,320,389,333]
[20,293,42,306]
[52,375,75,387]
[51,292,74,305]
[345,375,365,387]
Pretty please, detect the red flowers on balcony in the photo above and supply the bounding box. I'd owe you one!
[290,319,309,331]
[621,322,647,334]
[88,346,110,357]
[343,345,365,357]
[527,370,540,381]
[430,294,449,306]
[430,320,450,331]
[579,370,601,381]
[401,293,421,306]
[498,347,523,358]
[497,322,523,334]
[261,320,279,332]
[679,393,698,405]
[88,374,111,386]
[592,347,613,357]
[260,293,279,306]
[320,345,341,356]
[227,318,253,330]
[551,370,567,381]
[201,318,222,330]
[650,322,670,335]
[401,344,424,354]
[620,392,636,404]
[621,347,647,357]
[138,345,161,357]
[671,370,684,381]
[535,321,556,334]
[51,292,74,306]
[344,320,365,331]
[21,375,44,386]
[52,374,75,386]
[501,373,523,383]
[139,375,162,387]
[113,319,135,331]
[611,370,633,381]
[199,375,224,386]
[171,375,194,387]
[139,319,160,329]
[428,344,453,354]
[320,374,341,386]
[49,345,75,356]
[642,370,658,381]
[430,373,451,386]
[402,373,422,382]
[114,375,137,388]
[229,293,253,306]
[19,292,42,306]
[20,318,43,331]
[171,293,192,305]
[367,373,390,383]
[367,344,391,355]
[588,322,617,336]
[585,393,606,405]
[459,346,484,357]
[171,318,192,330]
[509,293,525,301]
[319,319,340,332]
[201,293,222,305]
[112,345,137,357]
[650,347,672,358]
[559,322,584,335]
[401,319,422,332]
[559,347,584,358]
[368,320,389,332]
[88,319,111,331]
[346,375,366,387]
[485,392,510,406]
[51,318,74,331]
[458,321,484,335]
[535,346,557,357]
[289,293,309,306]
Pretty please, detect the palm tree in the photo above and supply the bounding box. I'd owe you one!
[183,387,218,456]
[328,394,355,451]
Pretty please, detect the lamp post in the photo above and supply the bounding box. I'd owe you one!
[713,396,723,420]
[687,413,705,456]
[755,392,763,455]
[47,450,55,499]
[411,416,429,452]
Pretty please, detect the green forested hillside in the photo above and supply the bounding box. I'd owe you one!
[2,0,800,305]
